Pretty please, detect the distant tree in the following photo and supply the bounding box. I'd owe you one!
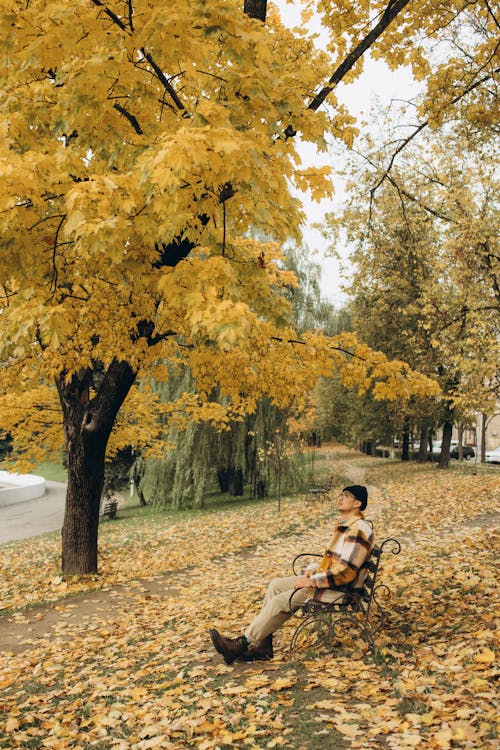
[327,122,498,466]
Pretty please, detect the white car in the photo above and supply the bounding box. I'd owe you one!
[431,440,458,453]
[485,446,500,464]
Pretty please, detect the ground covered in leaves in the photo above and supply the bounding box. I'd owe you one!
[0,449,498,749]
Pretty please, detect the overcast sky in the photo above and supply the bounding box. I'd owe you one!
[276,1,419,304]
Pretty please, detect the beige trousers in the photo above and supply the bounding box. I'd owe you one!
[244,575,314,644]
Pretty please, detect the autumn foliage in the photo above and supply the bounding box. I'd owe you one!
[0,0,452,574]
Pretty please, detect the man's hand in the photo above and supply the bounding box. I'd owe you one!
[294,575,313,589]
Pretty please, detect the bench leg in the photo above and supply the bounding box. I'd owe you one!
[290,607,384,660]
[290,612,334,660]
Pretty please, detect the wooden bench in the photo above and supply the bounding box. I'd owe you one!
[100,499,118,519]
[306,475,333,503]
[288,537,401,658]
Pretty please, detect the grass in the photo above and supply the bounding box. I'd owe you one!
[32,460,67,482]
[268,674,349,750]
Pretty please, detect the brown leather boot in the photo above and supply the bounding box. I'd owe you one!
[239,634,273,661]
[210,629,248,665]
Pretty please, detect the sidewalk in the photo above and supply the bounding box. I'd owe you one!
[0,480,66,544]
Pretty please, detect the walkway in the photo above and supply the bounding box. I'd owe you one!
[0,480,66,544]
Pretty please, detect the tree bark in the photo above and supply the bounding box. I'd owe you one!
[417,424,429,463]
[457,424,464,461]
[438,418,453,469]
[244,0,267,22]
[401,416,410,461]
[481,412,487,463]
[56,360,136,576]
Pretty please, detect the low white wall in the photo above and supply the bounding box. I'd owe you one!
[0,471,47,507]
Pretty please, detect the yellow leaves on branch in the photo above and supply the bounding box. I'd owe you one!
[0,386,63,471]
[294,166,334,203]
[325,333,441,402]
[0,0,335,386]
[0,321,440,469]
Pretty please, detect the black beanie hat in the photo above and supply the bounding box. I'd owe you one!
[343,485,368,511]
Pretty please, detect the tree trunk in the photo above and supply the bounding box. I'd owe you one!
[56,360,136,576]
[254,477,266,499]
[481,412,487,463]
[227,468,243,496]
[401,416,410,461]
[137,484,147,506]
[457,424,464,461]
[417,425,429,463]
[244,0,267,21]
[217,467,230,493]
[217,466,243,496]
[438,418,453,469]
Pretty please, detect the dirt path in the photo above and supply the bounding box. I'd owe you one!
[0,481,66,544]
[339,458,380,501]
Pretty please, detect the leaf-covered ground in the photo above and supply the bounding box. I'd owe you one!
[0,451,498,749]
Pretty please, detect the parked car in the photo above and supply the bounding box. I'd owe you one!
[485,446,500,464]
[431,440,458,454]
[450,445,475,460]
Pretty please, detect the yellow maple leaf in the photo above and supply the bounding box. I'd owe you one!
[473,648,495,664]
[434,727,453,748]
[270,676,297,691]
[5,717,20,733]
[307,699,338,710]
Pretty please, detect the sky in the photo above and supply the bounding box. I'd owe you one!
[275,1,419,305]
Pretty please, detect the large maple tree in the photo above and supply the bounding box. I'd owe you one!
[1,0,494,575]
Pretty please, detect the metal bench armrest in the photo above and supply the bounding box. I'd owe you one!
[292,553,322,575]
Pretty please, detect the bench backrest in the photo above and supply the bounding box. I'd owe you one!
[348,538,401,617]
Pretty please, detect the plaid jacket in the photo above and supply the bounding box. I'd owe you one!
[309,515,375,603]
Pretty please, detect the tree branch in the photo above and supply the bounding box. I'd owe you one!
[140,49,188,115]
[90,0,130,33]
[308,0,412,111]
[370,66,499,197]
[270,336,367,361]
[126,0,134,32]
[113,102,144,134]
[50,214,67,293]
[28,214,66,232]
[483,0,500,30]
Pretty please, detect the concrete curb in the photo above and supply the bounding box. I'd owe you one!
[0,471,46,507]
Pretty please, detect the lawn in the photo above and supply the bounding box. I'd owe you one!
[0,449,498,749]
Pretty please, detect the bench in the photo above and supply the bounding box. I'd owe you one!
[306,475,333,503]
[288,537,401,658]
[100,499,118,519]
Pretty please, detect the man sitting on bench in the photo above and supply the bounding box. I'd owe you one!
[210,485,375,663]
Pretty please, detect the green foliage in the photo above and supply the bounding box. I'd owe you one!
[104,447,134,492]
[31,460,67,483]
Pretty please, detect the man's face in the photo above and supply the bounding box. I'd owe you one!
[337,490,360,515]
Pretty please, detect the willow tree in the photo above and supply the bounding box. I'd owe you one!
[4,0,486,575]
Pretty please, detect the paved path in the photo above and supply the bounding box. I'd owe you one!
[0,480,66,544]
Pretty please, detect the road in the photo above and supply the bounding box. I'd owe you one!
[0,480,66,544]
